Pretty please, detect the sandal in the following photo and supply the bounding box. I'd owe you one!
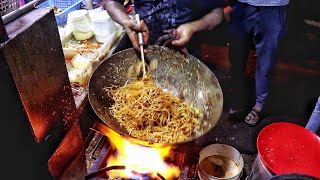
[245,108,261,126]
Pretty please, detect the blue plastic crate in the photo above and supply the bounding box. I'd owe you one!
[35,0,83,26]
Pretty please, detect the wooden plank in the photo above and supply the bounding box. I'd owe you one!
[2,8,77,142]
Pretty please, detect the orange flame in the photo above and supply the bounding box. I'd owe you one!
[93,123,180,179]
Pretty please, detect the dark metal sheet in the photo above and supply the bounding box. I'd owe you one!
[3,8,77,142]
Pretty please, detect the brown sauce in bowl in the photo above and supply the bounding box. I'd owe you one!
[199,155,237,178]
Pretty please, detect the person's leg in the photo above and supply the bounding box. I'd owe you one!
[245,5,287,125]
[228,2,251,112]
[306,96,320,133]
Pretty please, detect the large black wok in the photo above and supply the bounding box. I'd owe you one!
[88,45,223,145]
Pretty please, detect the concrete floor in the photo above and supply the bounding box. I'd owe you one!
[187,23,320,179]
[193,21,320,155]
[195,60,320,154]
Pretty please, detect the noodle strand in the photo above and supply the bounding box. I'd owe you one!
[104,77,202,143]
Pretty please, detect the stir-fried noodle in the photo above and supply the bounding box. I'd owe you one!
[104,77,202,143]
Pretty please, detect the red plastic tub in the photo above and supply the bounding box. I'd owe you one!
[257,122,320,178]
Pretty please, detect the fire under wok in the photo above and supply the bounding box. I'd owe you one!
[88,45,223,146]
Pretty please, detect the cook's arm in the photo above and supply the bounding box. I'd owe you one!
[104,0,149,51]
[171,8,223,46]
[105,0,129,26]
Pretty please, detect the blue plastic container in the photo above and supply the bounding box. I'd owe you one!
[35,0,82,26]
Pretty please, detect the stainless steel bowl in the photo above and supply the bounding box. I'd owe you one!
[198,144,244,180]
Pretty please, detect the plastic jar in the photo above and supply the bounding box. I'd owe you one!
[68,10,94,40]
[88,6,103,18]
[89,10,117,43]
[250,154,274,180]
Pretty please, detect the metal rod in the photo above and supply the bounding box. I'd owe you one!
[0,17,8,43]
[135,14,146,78]
[2,0,46,25]
[85,165,168,180]
[157,173,167,180]
[85,165,126,179]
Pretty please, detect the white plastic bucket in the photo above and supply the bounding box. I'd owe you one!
[250,154,275,180]
[68,9,94,40]
[89,10,116,43]
[68,9,92,33]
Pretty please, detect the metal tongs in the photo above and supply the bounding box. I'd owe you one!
[135,14,147,78]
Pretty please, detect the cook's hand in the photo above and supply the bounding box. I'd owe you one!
[156,28,189,55]
[155,29,177,46]
[123,19,149,51]
[171,23,195,47]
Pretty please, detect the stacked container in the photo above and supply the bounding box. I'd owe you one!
[67,9,94,41]
[88,8,117,43]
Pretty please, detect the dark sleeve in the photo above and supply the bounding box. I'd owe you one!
[110,0,125,5]
[194,0,225,18]
[195,0,225,16]
[228,0,237,7]
[203,0,225,9]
